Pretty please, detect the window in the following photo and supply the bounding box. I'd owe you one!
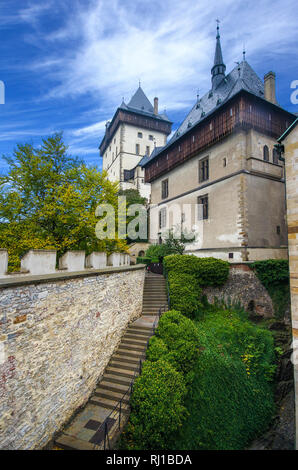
[181,212,185,223]
[138,132,143,138]
[263,145,269,162]
[273,148,279,164]
[136,144,140,155]
[228,253,234,259]
[199,157,209,182]
[159,208,167,229]
[146,146,150,156]
[161,179,168,199]
[223,158,227,167]
[277,225,281,235]
[198,195,208,220]
[149,135,154,141]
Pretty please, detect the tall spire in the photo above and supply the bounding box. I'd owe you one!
[211,20,226,89]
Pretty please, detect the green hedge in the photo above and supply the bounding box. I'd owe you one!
[148,310,200,375]
[251,259,290,319]
[172,308,275,450]
[120,358,188,450]
[136,256,159,265]
[120,307,276,450]
[163,255,229,319]
[164,255,230,287]
[167,272,202,319]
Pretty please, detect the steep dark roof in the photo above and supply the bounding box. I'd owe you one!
[117,86,171,123]
[127,86,154,113]
[213,27,225,69]
[143,60,264,163]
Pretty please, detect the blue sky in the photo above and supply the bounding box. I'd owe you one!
[0,0,297,174]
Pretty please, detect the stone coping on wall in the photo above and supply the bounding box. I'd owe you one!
[0,264,146,289]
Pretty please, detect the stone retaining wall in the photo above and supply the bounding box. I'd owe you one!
[203,263,274,318]
[0,265,145,450]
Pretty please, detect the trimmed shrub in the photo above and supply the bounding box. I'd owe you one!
[168,272,202,319]
[164,254,230,287]
[136,256,152,265]
[148,311,200,375]
[121,359,188,450]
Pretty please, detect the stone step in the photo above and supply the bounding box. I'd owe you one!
[126,328,152,337]
[109,360,140,372]
[122,336,148,346]
[142,312,161,316]
[94,388,130,404]
[106,366,136,378]
[102,373,133,386]
[111,354,140,365]
[119,342,145,352]
[128,324,153,332]
[55,434,95,451]
[99,380,131,394]
[90,395,130,412]
[117,347,146,358]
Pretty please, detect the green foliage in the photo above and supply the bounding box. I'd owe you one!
[145,243,174,260]
[164,254,230,287]
[167,272,202,319]
[120,359,188,450]
[118,189,148,243]
[251,259,290,319]
[172,308,276,450]
[251,259,289,288]
[150,310,200,375]
[136,256,152,266]
[0,133,127,271]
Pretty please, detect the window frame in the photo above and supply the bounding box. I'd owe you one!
[159,207,167,229]
[263,145,269,162]
[197,194,209,220]
[136,143,140,155]
[161,178,169,199]
[199,156,209,183]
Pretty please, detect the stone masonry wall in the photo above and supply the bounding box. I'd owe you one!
[203,264,274,318]
[0,266,145,450]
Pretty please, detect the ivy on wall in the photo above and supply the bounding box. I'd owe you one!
[251,260,290,319]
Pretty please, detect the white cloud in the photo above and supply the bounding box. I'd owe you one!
[27,0,297,115]
[71,120,108,138]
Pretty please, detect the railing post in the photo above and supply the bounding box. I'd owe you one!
[104,422,107,450]
[119,400,122,429]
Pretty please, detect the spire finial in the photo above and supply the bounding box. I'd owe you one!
[139,78,141,88]
[216,19,220,38]
[243,43,246,61]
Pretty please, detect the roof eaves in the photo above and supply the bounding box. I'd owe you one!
[277,117,298,142]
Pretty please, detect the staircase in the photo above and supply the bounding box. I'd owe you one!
[54,272,168,450]
[142,272,167,316]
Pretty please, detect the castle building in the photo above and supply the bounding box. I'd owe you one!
[277,118,298,445]
[143,25,296,261]
[99,86,172,200]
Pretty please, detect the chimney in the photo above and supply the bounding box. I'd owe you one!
[264,71,277,104]
[154,97,158,115]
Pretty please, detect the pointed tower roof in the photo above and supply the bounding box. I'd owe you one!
[213,23,224,67]
[211,21,226,89]
[127,86,154,113]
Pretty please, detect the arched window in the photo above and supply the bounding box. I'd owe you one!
[263,145,269,162]
[138,250,145,257]
[273,148,279,164]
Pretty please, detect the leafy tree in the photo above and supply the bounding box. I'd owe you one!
[0,133,127,270]
[118,188,148,243]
